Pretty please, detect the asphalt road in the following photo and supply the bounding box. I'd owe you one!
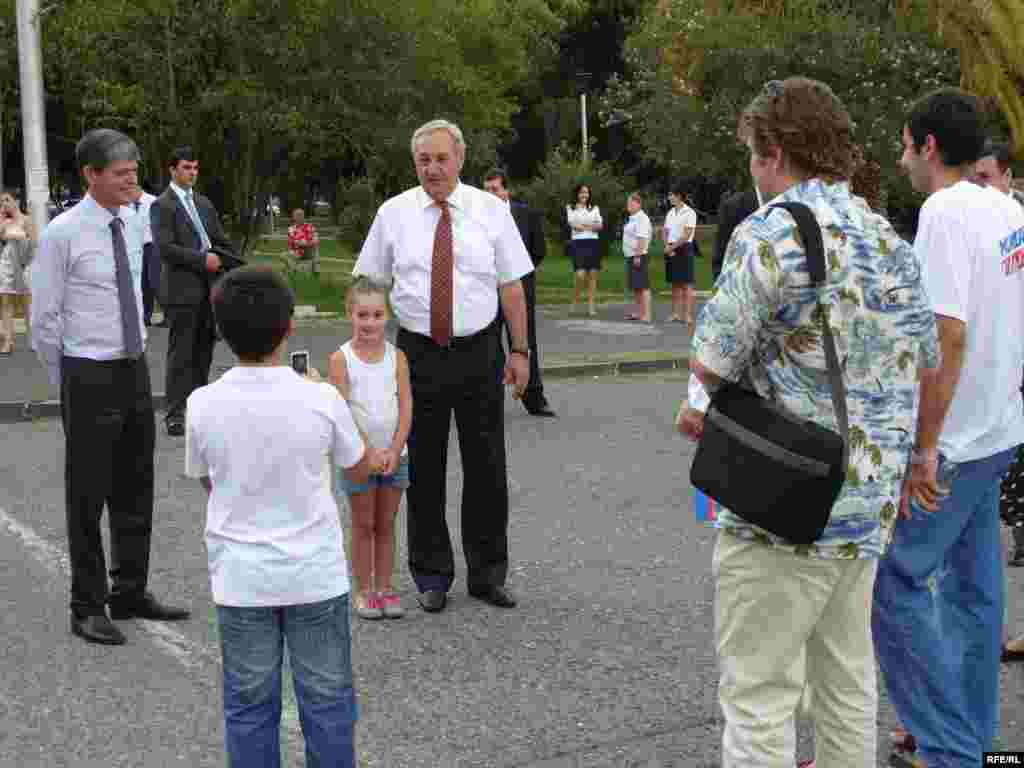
[1,372,1022,767]
[0,301,693,406]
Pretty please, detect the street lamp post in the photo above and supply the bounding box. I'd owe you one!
[577,70,591,168]
[16,0,50,236]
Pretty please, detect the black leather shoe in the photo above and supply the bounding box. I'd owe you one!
[1002,643,1024,663]
[109,592,191,621]
[166,421,184,437]
[71,613,126,645]
[468,585,517,608]
[416,590,447,613]
[1009,550,1024,567]
[524,403,557,417]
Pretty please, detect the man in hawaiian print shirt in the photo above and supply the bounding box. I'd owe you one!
[287,208,320,262]
[680,77,939,768]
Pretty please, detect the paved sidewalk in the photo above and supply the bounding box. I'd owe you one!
[0,300,699,420]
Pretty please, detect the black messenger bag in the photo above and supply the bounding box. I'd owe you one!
[689,202,849,545]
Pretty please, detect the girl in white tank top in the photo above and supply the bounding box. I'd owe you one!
[329,278,412,620]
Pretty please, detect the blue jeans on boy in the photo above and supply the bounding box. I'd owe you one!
[872,448,1014,768]
[217,594,356,768]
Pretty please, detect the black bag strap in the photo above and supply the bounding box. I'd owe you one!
[769,202,849,471]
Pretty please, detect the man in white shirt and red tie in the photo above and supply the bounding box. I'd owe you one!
[31,129,190,646]
[355,119,533,613]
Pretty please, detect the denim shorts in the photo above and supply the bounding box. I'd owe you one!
[337,456,410,496]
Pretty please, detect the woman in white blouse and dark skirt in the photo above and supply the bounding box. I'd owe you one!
[565,184,603,316]
[662,186,697,325]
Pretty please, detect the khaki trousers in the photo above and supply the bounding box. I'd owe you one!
[714,531,879,768]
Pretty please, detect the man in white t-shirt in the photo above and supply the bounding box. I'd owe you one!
[622,192,653,322]
[185,266,370,768]
[873,89,1024,768]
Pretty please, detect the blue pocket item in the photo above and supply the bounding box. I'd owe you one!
[695,488,721,524]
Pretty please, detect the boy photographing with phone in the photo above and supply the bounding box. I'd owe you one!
[185,266,371,768]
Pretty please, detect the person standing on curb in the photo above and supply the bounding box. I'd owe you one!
[354,119,534,614]
[662,186,698,325]
[154,146,241,438]
[623,192,652,323]
[872,89,1024,767]
[483,168,555,418]
[31,129,190,646]
[130,185,159,327]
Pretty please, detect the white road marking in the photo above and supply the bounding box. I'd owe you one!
[0,504,303,733]
[555,319,662,336]
[0,505,203,669]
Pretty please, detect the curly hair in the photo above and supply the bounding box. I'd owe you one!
[738,77,854,182]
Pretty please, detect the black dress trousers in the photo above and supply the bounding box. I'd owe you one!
[60,355,155,617]
[164,299,216,424]
[397,320,509,593]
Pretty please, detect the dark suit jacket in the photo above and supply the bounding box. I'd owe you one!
[153,187,240,306]
[510,200,545,268]
[713,190,759,282]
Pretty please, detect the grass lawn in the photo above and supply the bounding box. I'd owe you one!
[249,226,718,314]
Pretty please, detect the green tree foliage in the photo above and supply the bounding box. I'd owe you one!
[2,0,567,243]
[517,140,635,241]
[602,0,960,208]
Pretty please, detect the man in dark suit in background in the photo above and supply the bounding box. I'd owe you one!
[484,169,555,417]
[154,146,241,437]
[712,189,758,283]
[131,184,161,327]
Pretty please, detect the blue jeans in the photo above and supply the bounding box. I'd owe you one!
[217,594,357,768]
[872,448,1014,768]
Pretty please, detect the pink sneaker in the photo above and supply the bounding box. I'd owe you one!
[380,592,405,619]
[354,591,383,620]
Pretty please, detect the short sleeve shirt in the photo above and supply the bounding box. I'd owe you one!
[622,210,652,258]
[185,367,365,606]
[288,222,318,258]
[665,205,696,243]
[693,180,939,559]
[354,183,533,336]
[914,181,1024,463]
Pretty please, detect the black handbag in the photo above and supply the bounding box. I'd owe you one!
[689,202,849,545]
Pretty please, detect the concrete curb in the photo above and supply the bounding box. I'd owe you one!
[0,355,690,423]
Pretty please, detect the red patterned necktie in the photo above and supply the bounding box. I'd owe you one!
[430,200,453,346]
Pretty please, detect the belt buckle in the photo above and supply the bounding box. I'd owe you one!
[444,338,456,351]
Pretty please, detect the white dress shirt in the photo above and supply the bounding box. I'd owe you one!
[355,183,533,336]
[185,368,365,607]
[622,210,653,258]
[566,205,602,240]
[664,205,696,244]
[134,191,157,246]
[31,194,147,387]
[170,181,211,251]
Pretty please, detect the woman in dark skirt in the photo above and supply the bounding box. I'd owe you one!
[566,184,603,316]
[662,186,698,324]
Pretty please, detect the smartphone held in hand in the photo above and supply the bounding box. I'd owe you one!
[290,350,310,375]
